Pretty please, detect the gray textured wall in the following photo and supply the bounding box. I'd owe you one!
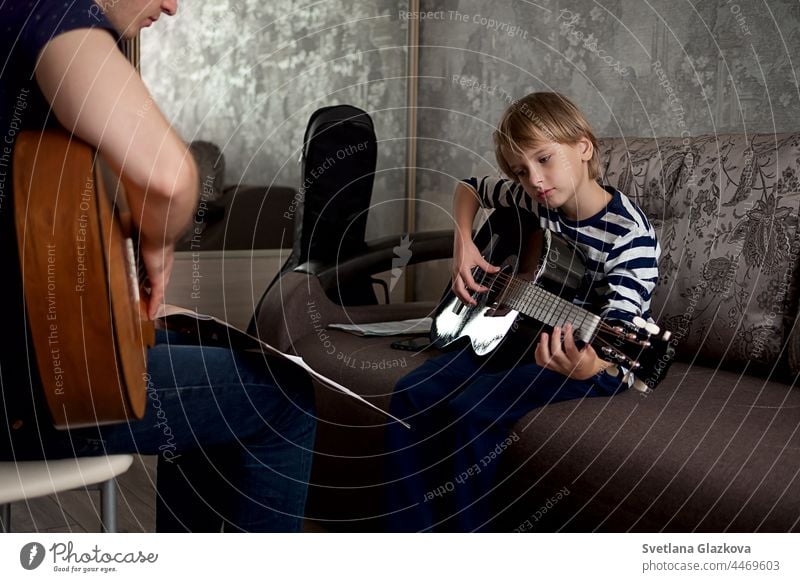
[412,0,800,298]
[141,0,409,240]
[415,0,800,231]
[141,1,800,298]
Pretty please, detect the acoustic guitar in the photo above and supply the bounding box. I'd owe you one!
[13,130,155,429]
[12,37,154,429]
[431,227,675,393]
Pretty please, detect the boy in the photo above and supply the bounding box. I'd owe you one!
[384,92,660,532]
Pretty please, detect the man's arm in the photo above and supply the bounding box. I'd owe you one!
[34,28,198,317]
[34,27,197,246]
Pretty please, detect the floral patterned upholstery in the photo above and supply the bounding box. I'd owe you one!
[598,134,800,376]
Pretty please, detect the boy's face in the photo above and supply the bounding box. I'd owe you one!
[504,138,593,209]
[97,0,179,39]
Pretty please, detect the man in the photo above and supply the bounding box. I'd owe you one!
[0,0,316,532]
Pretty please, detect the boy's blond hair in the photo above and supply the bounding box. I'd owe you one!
[493,92,601,181]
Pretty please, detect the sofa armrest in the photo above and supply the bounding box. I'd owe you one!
[176,184,298,252]
[295,230,453,295]
[253,271,437,352]
[252,231,453,351]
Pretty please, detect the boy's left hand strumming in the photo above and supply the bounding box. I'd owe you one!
[535,323,612,381]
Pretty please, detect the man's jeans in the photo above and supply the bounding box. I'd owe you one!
[10,330,316,532]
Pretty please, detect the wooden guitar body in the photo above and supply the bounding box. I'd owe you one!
[13,129,154,428]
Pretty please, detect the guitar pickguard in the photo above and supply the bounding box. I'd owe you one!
[432,228,588,356]
[434,297,520,356]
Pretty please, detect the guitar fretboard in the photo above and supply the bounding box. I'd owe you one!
[500,277,600,342]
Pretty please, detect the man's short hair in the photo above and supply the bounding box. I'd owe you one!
[493,92,601,181]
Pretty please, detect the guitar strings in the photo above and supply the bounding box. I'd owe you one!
[471,278,637,364]
[471,270,633,338]
[475,269,597,327]
[460,270,643,367]
[487,272,653,366]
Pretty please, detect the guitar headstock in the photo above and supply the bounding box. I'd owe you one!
[593,316,676,393]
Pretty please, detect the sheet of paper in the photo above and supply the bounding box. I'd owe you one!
[328,317,432,337]
[156,304,410,429]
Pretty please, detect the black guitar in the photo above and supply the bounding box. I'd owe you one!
[431,227,675,393]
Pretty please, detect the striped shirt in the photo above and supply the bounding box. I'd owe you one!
[463,176,661,327]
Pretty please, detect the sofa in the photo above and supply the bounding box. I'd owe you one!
[175,140,297,252]
[252,132,800,532]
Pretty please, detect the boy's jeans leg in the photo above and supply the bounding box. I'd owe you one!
[445,364,624,531]
[383,349,481,532]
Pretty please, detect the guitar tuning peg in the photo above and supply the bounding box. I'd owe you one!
[633,316,660,336]
[644,322,660,336]
[602,347,640,370]
[602,347,625,364]
[632,378,652,394]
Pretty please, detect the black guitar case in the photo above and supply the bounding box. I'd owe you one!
[248,105,379,334]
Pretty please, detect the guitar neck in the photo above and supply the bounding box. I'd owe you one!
[501,276,600,343]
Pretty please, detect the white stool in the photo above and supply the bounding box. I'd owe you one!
[0,455,134,533]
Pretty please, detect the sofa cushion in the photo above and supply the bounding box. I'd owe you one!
[789,315,800,375]
[598,136,688,222]
[289,315,800,532]
[175,141,227,247]
[193,185,298,251]
[491,361,800,532]
[294,329,440,411]
[253,271,437,353]
[600,133,800,375]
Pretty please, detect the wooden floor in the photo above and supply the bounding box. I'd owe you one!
[5,456,156,533]
[4,455,325,533]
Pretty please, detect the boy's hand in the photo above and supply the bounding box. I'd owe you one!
[535,323,611,381]
[452,236,500,305]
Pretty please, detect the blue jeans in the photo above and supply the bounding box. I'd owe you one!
[8,330,316,532]
[384,348,624,532]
